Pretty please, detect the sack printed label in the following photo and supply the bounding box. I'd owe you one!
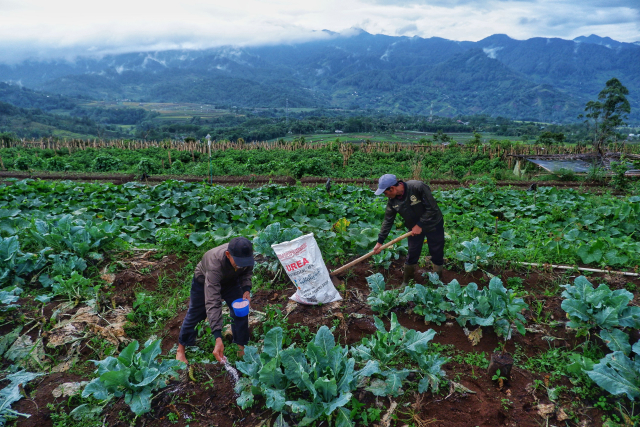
[277,243,307,260]
[272,233,342,306]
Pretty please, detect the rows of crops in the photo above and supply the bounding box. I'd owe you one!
[1,179,640,426]
[4,142,640,184]
[2,179,638,286]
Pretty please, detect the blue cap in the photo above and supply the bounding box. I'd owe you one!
[374,174,398,195]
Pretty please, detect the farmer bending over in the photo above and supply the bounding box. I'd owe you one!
[372,174,445,285]
[176,237,254,364]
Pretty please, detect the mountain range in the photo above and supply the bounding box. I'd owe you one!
[1,31,638,122]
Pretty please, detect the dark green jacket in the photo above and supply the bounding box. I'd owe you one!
[377,180,443,244]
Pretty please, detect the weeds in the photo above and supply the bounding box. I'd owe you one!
[451,351,490,369]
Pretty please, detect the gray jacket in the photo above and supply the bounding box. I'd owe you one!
[195,243,253,337]
[377,180,443,244]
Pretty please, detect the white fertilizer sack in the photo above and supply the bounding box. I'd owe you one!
[272,233,342,305]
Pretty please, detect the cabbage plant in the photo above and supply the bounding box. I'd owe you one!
[351,312,447,396]
[252,222,303,271]
[561,276,640,336]
[76,339,184,417]
[366,273,414,314]
[0,236,48,287]
[235,326,379,427]
[454,237,495,272]
[446,276,528,343]
[588,337,640,401]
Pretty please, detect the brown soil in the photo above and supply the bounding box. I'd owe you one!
[111,252,187,306]
[11,254,640,427]
[0,170,626,193]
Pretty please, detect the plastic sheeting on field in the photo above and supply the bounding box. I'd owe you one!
[525,158,596,173]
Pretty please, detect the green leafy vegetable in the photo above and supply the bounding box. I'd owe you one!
[366,273,414,314]
[449,276,528,341]
[561,276,640,335]
[80,339,184,416]
[454,237,495,272]
[352,312,447,396]
[236,326,381,426]
[0,286,22,311]
[587,341,640,401]
[252,223,303,271]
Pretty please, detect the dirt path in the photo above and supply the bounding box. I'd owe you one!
[0,170,619,192]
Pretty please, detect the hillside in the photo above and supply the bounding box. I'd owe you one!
[0,100,130,139]
[0,32,638,122]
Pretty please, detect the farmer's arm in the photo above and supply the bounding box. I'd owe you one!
[204,270,226,362]
[374,204,396,254]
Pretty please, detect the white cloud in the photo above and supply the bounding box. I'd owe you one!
[483,46,503,58]
[0,0,638,63]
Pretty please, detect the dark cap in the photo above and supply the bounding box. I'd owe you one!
[228,237,254,268]
[374,174,398,195]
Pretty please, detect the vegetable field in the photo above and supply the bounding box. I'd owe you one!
[1,179,640,427]
[3,138,640,183]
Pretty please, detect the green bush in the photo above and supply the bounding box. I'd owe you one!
[170,159,185,173]
[470,159,490,174]
[453,165,467,179]
[291,157,329,178]
[136,158,158,176]
[176,151,193,163]
[46,157,70,172]
[92,155,121,172]
[14,157,31,171]
[610,157,630,192]
[491,169,505,180]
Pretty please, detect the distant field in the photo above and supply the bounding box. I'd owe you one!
[78,101,336,120]
[272,132,518,144]
[78,101,362,122]
[75,101,523,143]
[79,101,230,121]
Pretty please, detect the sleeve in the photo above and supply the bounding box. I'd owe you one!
[239,266,253,294]
[416,182,440,230]
[204,268,224,339]
[377,203,397,244]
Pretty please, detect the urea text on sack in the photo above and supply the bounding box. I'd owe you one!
[285,257,310,272]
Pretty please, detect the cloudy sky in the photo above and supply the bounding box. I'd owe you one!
[0,0,638,62]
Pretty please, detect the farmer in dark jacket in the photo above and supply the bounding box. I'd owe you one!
[372,174,445,285]
[176,237,254,364]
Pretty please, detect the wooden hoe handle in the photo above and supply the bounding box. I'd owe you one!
[330,232,413,276]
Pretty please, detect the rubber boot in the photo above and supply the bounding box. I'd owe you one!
[433,264,444,278]
[402,264,417,286]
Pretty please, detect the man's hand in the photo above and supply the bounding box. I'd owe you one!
[373,242,383,254]
[213,337,226,363]
[243,291,251,303]
[411,225,422,236]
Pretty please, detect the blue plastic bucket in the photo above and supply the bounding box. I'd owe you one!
[231,299,250,317]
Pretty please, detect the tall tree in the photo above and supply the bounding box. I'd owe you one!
[580,78,630,155]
